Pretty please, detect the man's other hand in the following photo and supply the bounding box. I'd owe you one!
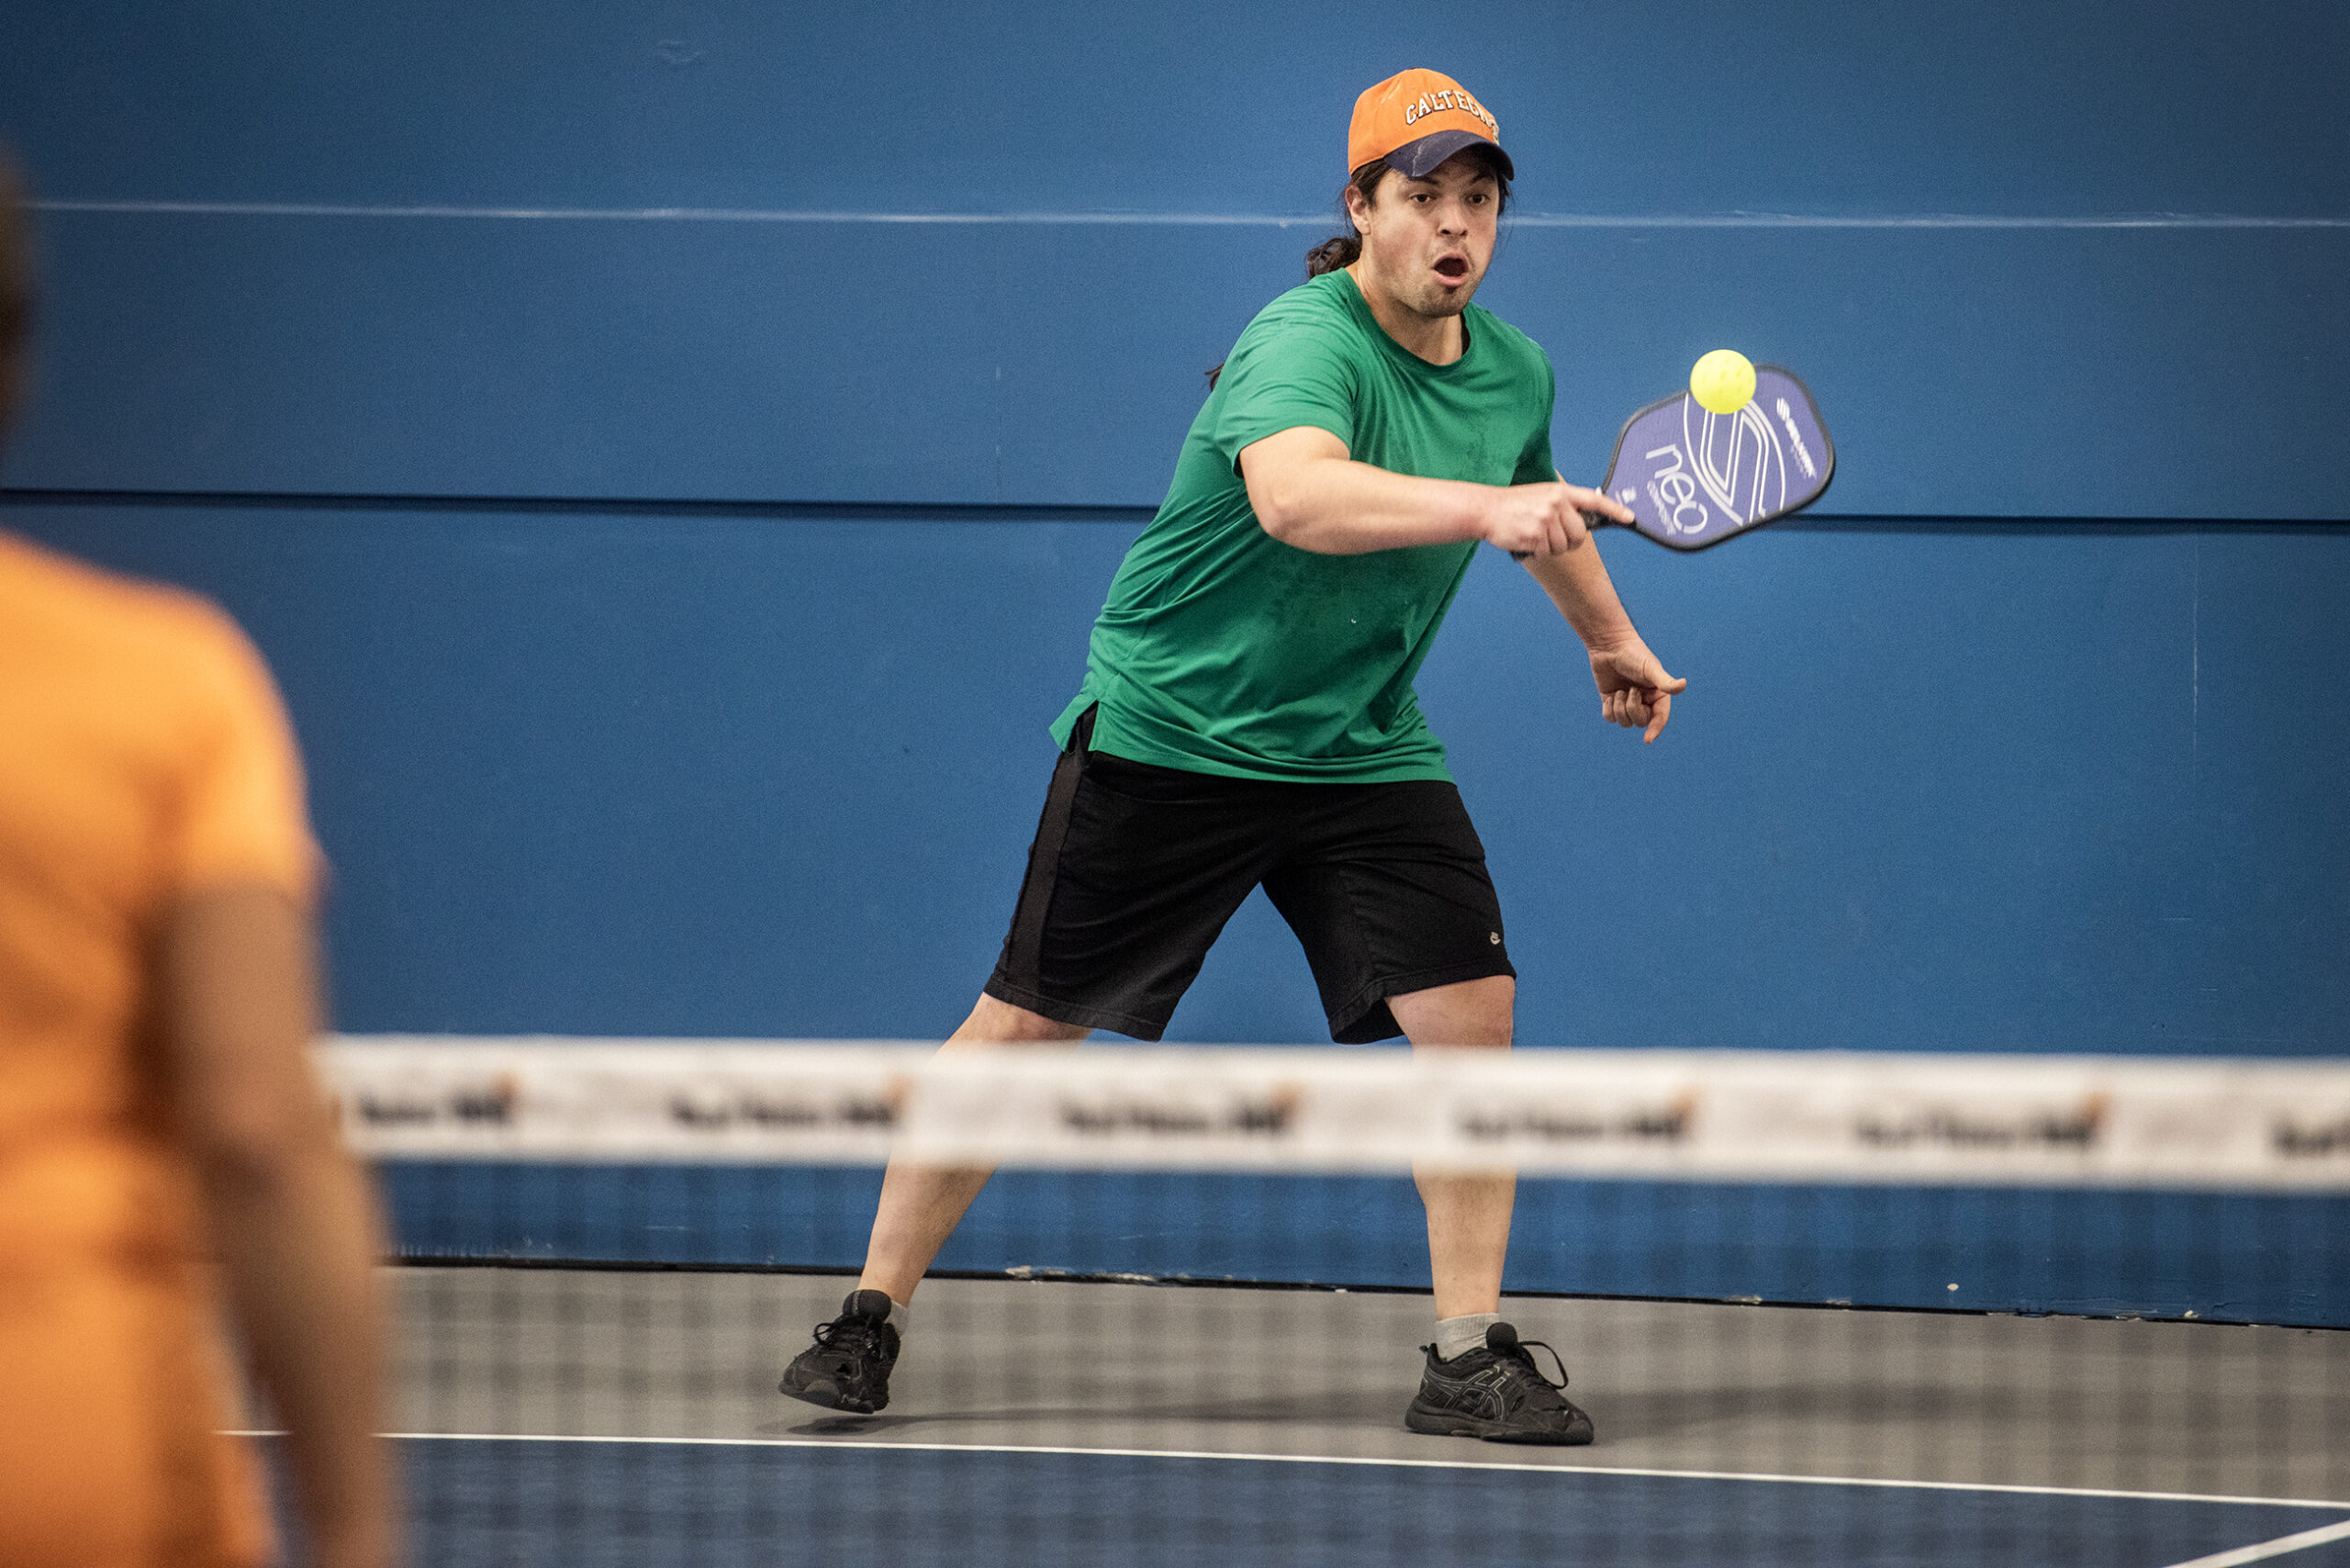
[1588,637,1686,744]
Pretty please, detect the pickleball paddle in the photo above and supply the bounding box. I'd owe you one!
[1515,365,1835,555]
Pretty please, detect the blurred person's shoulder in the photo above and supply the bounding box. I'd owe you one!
[0,529,265,686]
[0,529,287,765]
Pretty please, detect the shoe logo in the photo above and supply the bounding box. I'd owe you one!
[1427,1362,1513,1420]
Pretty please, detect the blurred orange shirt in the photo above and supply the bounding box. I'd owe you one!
[0,531,319,1567]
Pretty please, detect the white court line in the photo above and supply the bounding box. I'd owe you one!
[274,1430,2350,1511]
[2156,1517,2350,1568]
[32,200,2350,230]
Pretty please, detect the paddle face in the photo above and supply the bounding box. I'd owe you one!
[1596,366,1834,551]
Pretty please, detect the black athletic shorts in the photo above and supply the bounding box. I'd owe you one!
[985,708,1515,1043]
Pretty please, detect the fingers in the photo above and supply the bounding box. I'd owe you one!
[1600,687,1652,730]
[1617,651,1688,694]
[1642,689,1673,744]
[1590,641,1684,742]
[1564,482,1635,526]
[1598,680,1677,741]
[1489,486,1572,557]
[1599,686,1673,742]
[1524,485,1580,556]
[1501,483,1604,557]
[1533,488,1586,555]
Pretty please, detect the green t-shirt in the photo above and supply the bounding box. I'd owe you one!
[1050,268,1558,782]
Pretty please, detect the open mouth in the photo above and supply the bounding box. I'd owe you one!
[1434,256,1470,283]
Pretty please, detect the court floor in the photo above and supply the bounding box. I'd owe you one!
[394,1267,2350,1566]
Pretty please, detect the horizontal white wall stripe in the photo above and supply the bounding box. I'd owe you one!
[32,199,2350,229]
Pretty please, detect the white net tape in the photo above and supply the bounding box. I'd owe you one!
[324,1037,2350,1190]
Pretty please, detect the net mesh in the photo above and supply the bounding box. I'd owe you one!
[333,1038,2350,1568]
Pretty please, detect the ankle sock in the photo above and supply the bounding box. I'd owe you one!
[1435,1312,1500,1361]
[843,1289,909,1338]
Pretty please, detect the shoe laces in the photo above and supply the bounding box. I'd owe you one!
[812,1313,892,1358]
[1488,1324,1570,1391]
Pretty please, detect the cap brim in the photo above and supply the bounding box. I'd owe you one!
[1384,128,1514,182]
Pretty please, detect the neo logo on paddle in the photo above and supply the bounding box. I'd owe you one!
[1603,366,1835,551]
[1640,398,1789,543]
[1642,442,1711,538]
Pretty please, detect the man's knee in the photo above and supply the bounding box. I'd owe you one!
[1389,974,1515,1048]
[947,992,1092,1047]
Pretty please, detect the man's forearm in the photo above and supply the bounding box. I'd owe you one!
[1240,428,1616,559]
[1252,454,1493,554]
[1523,535,1639,648]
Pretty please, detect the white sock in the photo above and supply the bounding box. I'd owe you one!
[1435,1312,1499,1361]
[886,1296,910,1336]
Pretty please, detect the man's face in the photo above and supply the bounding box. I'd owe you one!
[1346,152,1500,321]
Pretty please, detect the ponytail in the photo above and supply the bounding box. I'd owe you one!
[1300,157,1390,284]
[0,159,28,435]
[1304,235,1360,277]
[1206,163,1384,391]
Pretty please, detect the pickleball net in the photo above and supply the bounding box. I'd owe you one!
[333,1038,2350,1568]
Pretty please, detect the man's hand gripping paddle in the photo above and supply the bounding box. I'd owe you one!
[1515,355,1835,556]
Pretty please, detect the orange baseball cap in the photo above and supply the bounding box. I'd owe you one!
[1348,68,1513,181]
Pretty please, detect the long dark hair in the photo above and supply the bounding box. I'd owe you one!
[0,157,29,436]
[1207,149,1510,391]
[1301,156,1400,281]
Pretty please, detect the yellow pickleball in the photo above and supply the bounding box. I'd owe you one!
[1690,349,1756,416]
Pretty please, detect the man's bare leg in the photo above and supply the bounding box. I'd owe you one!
[1389,974,1516,1320]
[856,993,1088,1304]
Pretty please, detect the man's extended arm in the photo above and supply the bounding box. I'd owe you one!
[1238,427,1685,741]
[1238,426,1623,557]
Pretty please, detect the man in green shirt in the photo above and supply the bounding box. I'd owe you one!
[787,68,1684,1445]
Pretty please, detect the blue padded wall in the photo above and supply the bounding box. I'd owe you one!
[379,1164,2350,1327]
[15,2,2347,218]
[3,1,2346,1314]
[10,498,2345,1058]
[5,0,2347,516]
[14,213,2346,518]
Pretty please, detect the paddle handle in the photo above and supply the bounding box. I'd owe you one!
[1508,509,1617,561]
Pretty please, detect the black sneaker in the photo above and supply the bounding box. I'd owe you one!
[779,1289,901,1414]
[1404,1321,1595,1445]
